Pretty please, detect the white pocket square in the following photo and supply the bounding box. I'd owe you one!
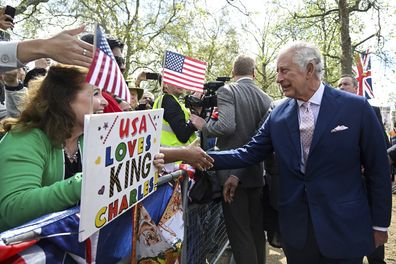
[331,125,349,133]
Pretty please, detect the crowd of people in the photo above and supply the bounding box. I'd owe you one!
[1,4,396,264]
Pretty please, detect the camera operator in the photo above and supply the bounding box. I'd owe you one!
[190,54,272,264]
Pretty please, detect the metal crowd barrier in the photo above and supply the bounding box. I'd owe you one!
[1,170,230,264]
[179,173,229,264]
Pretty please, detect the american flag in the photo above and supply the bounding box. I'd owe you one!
[86,25,130,102]
[162,51,207,93]
[354,50,374,99]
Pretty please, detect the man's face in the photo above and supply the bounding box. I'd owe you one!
[338,77,357,94]
[111,47,126,74]
[276,50,309,100]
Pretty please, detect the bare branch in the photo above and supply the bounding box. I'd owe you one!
[225,0,250,16]
[293,8,338,19]
[353,31,380,50]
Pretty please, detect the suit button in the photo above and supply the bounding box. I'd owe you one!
[1,54,10,63]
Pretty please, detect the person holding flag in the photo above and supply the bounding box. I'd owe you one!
[153,51,207,166]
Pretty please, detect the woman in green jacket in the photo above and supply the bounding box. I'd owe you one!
[0,63,213,232]
[0,64,109,231]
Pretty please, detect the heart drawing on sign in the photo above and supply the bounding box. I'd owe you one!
[98,185,105,195]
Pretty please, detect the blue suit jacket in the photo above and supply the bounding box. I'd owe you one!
[210,84,392,258]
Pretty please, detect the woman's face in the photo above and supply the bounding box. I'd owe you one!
[71,83,108,129]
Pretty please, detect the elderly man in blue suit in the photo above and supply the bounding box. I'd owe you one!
[209,42,391,264]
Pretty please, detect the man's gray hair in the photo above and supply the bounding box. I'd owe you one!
[279,41,324,80]
[233,54,255,76]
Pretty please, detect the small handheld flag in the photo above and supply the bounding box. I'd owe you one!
[86,24,130,102]
[162,50,207,93]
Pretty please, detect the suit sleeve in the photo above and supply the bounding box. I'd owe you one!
[202,86,236,137]
[209,114,273,170]
[360,100,392,228]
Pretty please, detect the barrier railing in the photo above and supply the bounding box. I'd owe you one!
[180,173,229,264]
[1,170,229,264]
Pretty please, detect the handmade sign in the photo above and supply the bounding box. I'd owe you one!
[79,109,163,241]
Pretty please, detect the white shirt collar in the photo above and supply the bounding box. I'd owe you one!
[297,82,325,107]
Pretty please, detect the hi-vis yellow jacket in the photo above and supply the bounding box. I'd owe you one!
[153,94,196,147]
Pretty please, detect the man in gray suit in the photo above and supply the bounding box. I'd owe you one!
[190,54,272,264]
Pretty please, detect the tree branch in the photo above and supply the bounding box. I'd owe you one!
[225,0,250,16]
[293,8,338,19]
[352,31,380,49]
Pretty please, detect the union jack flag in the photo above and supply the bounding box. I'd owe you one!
[354,50,374,99]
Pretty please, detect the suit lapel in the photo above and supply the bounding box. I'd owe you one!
[284,99,301,159]
[309,85,339,157]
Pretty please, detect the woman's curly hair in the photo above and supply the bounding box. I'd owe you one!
[1,64,88,147]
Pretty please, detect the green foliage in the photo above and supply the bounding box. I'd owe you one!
[7,0,394,100]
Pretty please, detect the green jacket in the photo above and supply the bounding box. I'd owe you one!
[0,128,83,231]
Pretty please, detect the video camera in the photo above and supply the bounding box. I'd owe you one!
[185,76,230,116]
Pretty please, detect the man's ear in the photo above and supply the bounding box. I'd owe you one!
[306,62,315,79]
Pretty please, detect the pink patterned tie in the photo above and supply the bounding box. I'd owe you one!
[299,102,314,162]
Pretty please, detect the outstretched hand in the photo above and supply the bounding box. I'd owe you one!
[45,26,93,68]
[184,144,214,171]
[223,175,239,203]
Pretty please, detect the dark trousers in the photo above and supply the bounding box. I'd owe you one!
[283,217,363,264]
[222,186,266,264]
[367,245,386,264]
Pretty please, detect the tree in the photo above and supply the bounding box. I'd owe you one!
[294,0,383,76]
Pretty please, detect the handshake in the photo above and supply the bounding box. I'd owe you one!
[154,139,214,172]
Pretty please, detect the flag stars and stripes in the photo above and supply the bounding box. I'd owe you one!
[162,50,207,93]
[85,24,130,102]
[164,53,184,73]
